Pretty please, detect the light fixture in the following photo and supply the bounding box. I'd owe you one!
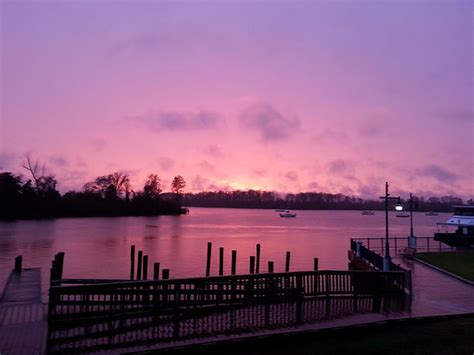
[395,198,403,211]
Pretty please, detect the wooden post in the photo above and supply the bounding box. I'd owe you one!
[314,257,319,271]
[55,252,65,280]
[14,255,22,273]
[137,251,143,280]
[218,247,224,276]
[250,256,255,274]
[231,250,237,275]
[130,245,136,280]
[268,261,274,273]
[206,242,212,277]
[162,269,170,280]
[256,244,261,274]
[285,251,290,272]
[153,262,160,280]
[143,255,148,280]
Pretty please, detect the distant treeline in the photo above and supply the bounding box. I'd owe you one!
[183,190,472,212]
[0,167,187,220]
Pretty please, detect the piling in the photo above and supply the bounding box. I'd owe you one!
[219,247,224,276]
[130,245,136,280]
[206,242,212,277]
[143,255,148,280]
[314,257,319,271]
[137,251,143,280]
[14,255,22,273]
[56,252,65,279]
[285,251,291,272]
[153,262,160,280]
[250,256,255,274]
[268,261,274,273]
[162,269,170,280]
[231,250,237,275]
[256,244,261,274]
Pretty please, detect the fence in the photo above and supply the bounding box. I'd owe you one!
[351,236,455,255]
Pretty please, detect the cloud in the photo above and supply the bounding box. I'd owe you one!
[307,181,321,190]
[128,110,223,132]
[157,157,174,171]
[239,102,300,141]
[204,144,224,158]
[416,164,459,184]
[198,160,215,172]
[49,156,69,167]
[357,108,392,138]
[327,159,353,175]
[311,129,349,143]
[0,152,16,170]
[437,109,473,123]
[284,171,299,181]
[90,139,107,153]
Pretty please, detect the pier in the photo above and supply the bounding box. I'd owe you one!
[0,258,47,355]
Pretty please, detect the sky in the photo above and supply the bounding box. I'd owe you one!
[0,0,473,199]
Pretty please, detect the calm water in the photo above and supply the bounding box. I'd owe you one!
[0,208,449,291]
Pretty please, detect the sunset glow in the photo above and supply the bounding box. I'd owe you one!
[1,0,472,199]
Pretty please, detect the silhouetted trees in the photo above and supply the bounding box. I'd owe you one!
[171,175,186,195]
[0,170,185,220]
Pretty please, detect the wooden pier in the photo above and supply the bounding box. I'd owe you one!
[0,257,47,355]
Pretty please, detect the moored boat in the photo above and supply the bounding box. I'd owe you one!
[361,210,374,215]
[279,212,297,218]
[434,205,474,248]
[396,212,410,218]
[425,211,438,216]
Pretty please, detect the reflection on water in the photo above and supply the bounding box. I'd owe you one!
[0,208,448,294]
[47,295,409,353]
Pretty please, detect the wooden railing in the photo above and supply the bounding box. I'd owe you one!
[352,236,455,254]
[48,270,407,321]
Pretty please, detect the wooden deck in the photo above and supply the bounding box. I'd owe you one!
[0,268,47,355]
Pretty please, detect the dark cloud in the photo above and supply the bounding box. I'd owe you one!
[311,129,349,143]
[90,139,107,152]
[157,157,174,171]
[437,109,473,123]
[198,160,215,172]
[284,171,299,181]
[129,110,222,132]
[204,144,224,158]
[327,159,353,175]
[416,164,459,184]
[0,152,16,170]
[307,181,320,190]
[239,102,300,141]
[191,174,212,191]
[50,156,69,167]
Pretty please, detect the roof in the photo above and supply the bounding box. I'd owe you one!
[438,216,474,227]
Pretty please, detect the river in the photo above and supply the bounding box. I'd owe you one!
[0,208,449,293]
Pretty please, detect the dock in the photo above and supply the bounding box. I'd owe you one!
[0,265,47,355]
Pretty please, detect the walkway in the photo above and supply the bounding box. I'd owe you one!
[393,256,474,316]
[0,268,47,355]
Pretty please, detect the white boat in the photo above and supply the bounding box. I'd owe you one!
[279,212,296,218]
[396,212,410,218]
[361,210,375,215]
[434,205,474,248]
[425,211,439,216]
[275,209,287,212]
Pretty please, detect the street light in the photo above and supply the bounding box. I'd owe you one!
[379,182,402,271]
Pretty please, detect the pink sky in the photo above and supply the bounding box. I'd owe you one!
[1,1,472,199]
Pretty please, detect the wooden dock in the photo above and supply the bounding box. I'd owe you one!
[0,267,47,355]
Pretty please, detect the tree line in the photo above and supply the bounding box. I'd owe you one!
[0,158,187,219]
[182,190,472,212]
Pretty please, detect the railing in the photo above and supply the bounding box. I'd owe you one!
[47,294,408,353]
[48,270,407,321]
[352,236,455,254]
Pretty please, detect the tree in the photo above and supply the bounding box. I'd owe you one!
[144,174,162,198]
[171,175,186,195]
[84,172,130,199]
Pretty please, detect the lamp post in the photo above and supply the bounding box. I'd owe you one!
[408,193,417,249]
[379,182,403,271]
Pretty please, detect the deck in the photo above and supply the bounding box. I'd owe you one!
[0,268,47,355]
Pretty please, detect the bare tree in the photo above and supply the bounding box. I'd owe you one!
[171,175,186,195]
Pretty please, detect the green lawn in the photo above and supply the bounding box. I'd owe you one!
[415,251,474,281]
[160,315,474,355]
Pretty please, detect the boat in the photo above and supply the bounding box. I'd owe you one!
[395,212,410,218]
[279,212,296,218]
[361,210,374,215]
[275,209,287,212]
[434,205,474,248]
[425,211,438,216]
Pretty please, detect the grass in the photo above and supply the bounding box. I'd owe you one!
[159,314,474,355]
[415,251,474,282]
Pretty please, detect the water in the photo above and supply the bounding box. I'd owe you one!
[0,208,449,292]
